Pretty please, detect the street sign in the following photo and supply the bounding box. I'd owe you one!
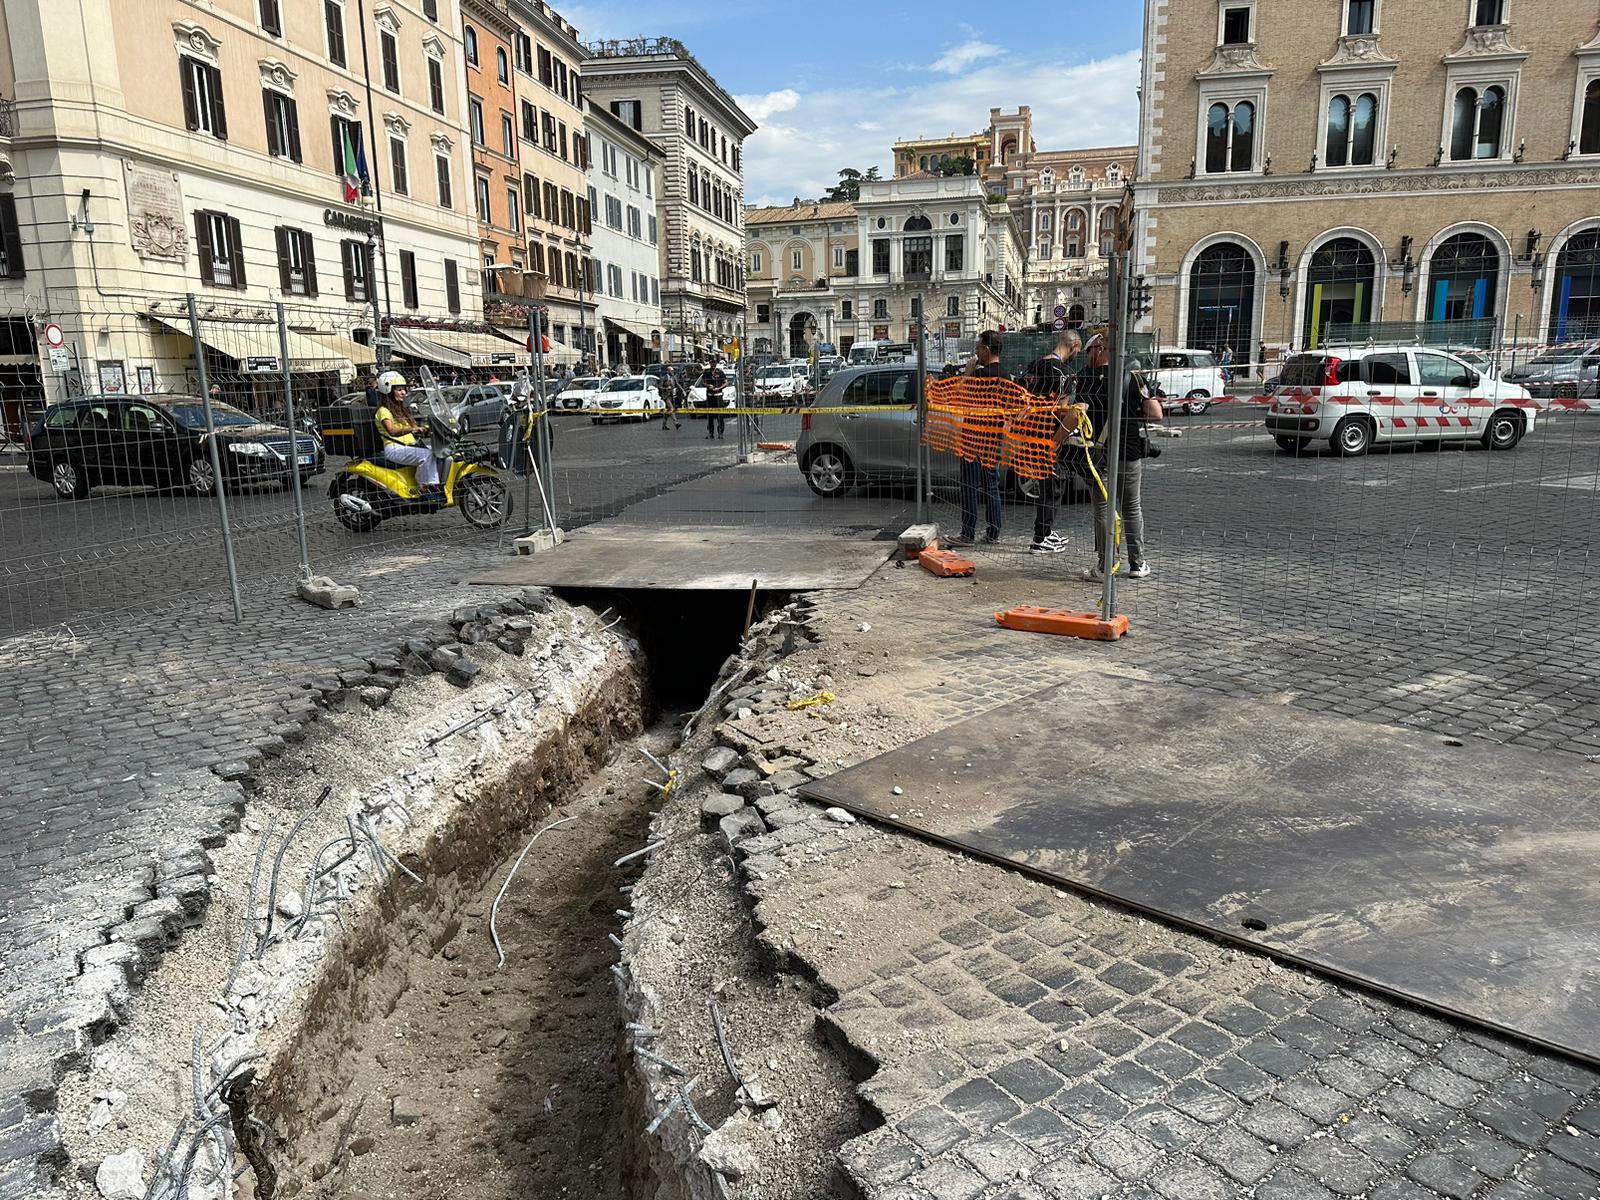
[1053,318,1066,331]
[43,323,64,348]
[243,355,281,374]
[1053,305,1067,320]
[48,346,70,371]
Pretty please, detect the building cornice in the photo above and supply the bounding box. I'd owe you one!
[582,45,757,136]
[1153,161,1600,203]
[1443,24,1528,65]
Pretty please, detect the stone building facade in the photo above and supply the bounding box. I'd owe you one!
[1133,0,1600,363]
[580,38,755,361]
[744,201,858,358]
[584,98,664,369]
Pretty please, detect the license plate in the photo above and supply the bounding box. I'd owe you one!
[298,455,313,465]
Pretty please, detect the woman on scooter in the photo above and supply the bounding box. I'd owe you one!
[373,370,441,491]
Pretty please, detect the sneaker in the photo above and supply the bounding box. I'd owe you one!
[1029,534,1069,554]
[1080,565,1104,582]
[1128,562,1152,579]
[948,534,975,547]
[982,531,1000,544]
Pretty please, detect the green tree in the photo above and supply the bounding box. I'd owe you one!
[937,155,976,177]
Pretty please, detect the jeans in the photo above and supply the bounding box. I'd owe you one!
[706,408,726,437]
[1032,474,1060,544]
[383,443,440,487]
[1091,457,1146,569]
[959,458,1002,540]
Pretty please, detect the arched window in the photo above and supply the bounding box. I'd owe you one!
[1098,209,1117,256]
[1550,229,1600,343]
[1040,168,1054,187]
[1189,242,1256,363]
[1426,233,1500,325]
[1066,209,1083,231]
[1205,100,1255,173]
[463,24,478,65]
[496,46,508,83]
[1581,79,1600,156]
[902,214,933,232]
[1303,237,1376,347]
[1067,303,1086,326]
[1451,85,1505,160]
[1326,92,1378,167]
[919,155,928,171]
[1070,166,1084,185]
[1108,162,1122,182]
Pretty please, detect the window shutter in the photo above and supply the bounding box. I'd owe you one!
[275,226,291,292]
[181,60,199,131]
[260,0,281,35]
[0,197,23,278]
[303,236,319,298]
[330,116,341,176]
[263,92,281,157]
[343,241,356,301]
[194,211,214,284]
[444,259,460,313]
[286,97,302,162]
[209,65,228,141]
[227,216,246,287]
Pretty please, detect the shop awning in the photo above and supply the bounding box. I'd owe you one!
[415,327,528,368]
[493,329,581,366]
[310,332,376,367]
[146,314,351,372]
[389,326,471,369]
[604,315,659,343]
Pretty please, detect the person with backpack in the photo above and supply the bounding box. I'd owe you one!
[1019,329,1082,554]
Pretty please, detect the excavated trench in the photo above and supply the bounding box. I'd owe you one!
[252,589,794,1199]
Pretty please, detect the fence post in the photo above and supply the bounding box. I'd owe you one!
[186,293,245,622]
[277,303,312,582]
[1100,253,1129,621]
[915,296,927,525]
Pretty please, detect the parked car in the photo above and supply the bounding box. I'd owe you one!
[1148,349,1230,414]
[1503,342,1600,400]
[583,375,666,423]
[794,364,1088,503]
[685,370,739,411]
[753,362,813,402]
[554,376,606,410]
[1265,344,1536,455]
[453,383,509,434]
[27,394,325,499]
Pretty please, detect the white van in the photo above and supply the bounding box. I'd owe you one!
[753,362,813,400]
[847,341,915,366]
[1147,349,1230,414]
[1265,344,1537,455]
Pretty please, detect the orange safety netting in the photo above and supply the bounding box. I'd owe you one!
[924,376,1072,480]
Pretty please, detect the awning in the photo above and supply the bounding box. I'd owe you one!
[310,332,376,367]
[493,329,581,366]
[146,314,351,372]
[390,326,471,369]
[604,315,659,343]
[415,327,527,368]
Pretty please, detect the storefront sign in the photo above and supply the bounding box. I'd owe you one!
[125,161,188,263]
[243,355,282,374]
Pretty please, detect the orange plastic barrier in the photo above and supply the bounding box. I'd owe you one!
[920,548,976,577]
[924,376,1075,481]
[995,605,1129,640]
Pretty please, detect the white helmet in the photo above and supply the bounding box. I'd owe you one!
[376,369,408,395]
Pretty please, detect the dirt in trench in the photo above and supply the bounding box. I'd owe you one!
[292,728,673,1200]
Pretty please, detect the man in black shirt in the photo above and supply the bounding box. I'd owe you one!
[702,357,728,440]
[1075,334,1152,580]
[1020,329,1082,553]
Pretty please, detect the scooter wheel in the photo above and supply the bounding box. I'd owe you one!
[334,483,381,533]
[459,474,512,529]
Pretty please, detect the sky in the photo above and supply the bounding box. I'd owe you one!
[565,2,1146,207]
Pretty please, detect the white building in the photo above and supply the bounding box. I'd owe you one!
[584,99,665,370]
[580,37,755,361]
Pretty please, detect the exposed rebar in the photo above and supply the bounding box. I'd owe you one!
[644,1077,699,1135]
[258,788,329,954]
[613,840,665,868]
[360,814,422,883]
[173,1111,233,1200]
[203,1052,265,1103]
[289,834,357,939]
[489,815,578,968]
[708,997,746,1089]
[635,1046,686,1075]
[226,820,276,994]
[141,1116,188,1200]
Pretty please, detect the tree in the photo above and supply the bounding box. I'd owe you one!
[937,155,976,177]
[823,166,881,203]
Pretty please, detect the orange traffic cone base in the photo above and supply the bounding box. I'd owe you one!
[995,605,1129,641]
[919,548,975,577]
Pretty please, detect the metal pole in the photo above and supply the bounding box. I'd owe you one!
[524,308,536,535]
[277,304,311,581]
[915,295,927,524]
[187,293,244,622]
[1100,252,1128,622]
[366,231,385,369]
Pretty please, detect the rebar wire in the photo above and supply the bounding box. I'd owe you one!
[288,834,358,940]
[140,1116,188,1200]
[171,1111,233,1200]
[489,815,579,968]
[202,1052,265,1103]
[257,786,330,954]
[644,1077,700,1136]
[224,817,275,995]
[613,840,665,868]
[707,998,746,1090]
[360,814,422,883]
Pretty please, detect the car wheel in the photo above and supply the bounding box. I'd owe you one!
[1184,390,1211,415]
[1274,436,1310,454]
[459,474,513,529]
[803,447,855,498]
[51,458,90,500]
[1331,417,1373,457]
[1481,409,1524,451]
[188,456,218,496]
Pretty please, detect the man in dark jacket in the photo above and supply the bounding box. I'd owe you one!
[1019,329,1081,553]
[1075,334,1152,580]
[701,357,728,439]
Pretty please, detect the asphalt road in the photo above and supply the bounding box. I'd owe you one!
[5,400,1600,638]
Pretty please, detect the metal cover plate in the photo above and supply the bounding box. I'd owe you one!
[800,673,1600,1064]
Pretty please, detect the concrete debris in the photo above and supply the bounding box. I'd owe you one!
[94,1148,144,1200]
[699,1117,760,1181]
[824,807,856,825]
[85,1090,127,1134]
[701,747,739,777]
[297,576,360,610]
[891,786,904,796]
[702,794,747,821]
[390,1095,429,1126]
[856,622,872,633]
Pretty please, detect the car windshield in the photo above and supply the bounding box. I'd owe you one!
[164,401,260,428]
[564,378,600,390]
[1526,355,1579,368]
[603,378,644,391]
[1278,356,1330,387]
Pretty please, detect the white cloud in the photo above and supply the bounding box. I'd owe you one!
[739,49,1142,207]
[930,41,1002,74]
[735,88,801,123]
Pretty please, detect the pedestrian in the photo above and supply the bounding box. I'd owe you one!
[1257,340,1269,382]
[701,356,728,440]
[1019,328,1082,554]
[951,330,1013,546]
[661,368,682,431]
[1076,334,1156,580]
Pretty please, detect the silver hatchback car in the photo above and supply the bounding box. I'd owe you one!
[796,364,1083,502]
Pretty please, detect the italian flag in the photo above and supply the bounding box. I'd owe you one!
[340,126,361,204]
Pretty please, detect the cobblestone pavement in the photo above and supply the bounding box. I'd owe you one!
[691,554,1600,1200]
[0,541,529,1196]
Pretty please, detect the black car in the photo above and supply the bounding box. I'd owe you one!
[26,394,325,500]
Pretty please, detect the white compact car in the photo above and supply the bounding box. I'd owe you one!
[1147,348,1230,414]
[583,375,665,423]
[1265,344,1537,455]
[753,362,813,402]
[554,376,605,410]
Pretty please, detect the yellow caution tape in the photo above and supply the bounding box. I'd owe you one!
[785,691,837,711]
[540,404,919,419]
[1069,408,1122,574]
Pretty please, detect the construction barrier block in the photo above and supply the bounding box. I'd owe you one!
[920,548,975,578]
[756,441,794,451]
[995,605,1129,641]
[898,523,940,554]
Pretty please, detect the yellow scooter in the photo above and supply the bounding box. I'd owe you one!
[328,370,512,533]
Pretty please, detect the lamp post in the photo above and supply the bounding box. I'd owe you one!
[365,227,385,368]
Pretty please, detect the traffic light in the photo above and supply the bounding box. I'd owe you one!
[1128,276,1154,320]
